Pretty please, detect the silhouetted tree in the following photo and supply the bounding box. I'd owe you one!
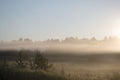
[33,50,49,70]
[19,38,23,42]
[91,37,96,41]
[104,36,108,41]
[16,50,26,68]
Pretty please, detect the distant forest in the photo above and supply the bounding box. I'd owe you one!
[1,36,120,43]
[0,36,120,52]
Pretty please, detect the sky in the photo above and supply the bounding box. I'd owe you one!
[0,0,120,41]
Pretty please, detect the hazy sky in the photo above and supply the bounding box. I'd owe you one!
[0,0,120,41]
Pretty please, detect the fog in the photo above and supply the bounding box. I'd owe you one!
[0,37,120,53]
[1,38,120,80]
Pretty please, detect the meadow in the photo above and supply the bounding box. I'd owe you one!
[0,50,120,80]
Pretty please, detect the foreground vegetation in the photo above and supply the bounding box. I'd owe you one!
[0,50,67,80]
[0,50,120,80]
[0,66,67,80]
[1,64,120,80]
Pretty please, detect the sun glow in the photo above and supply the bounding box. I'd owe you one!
[112,19,120,38]
[113,27,120,38]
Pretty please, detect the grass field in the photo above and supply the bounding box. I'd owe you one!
[0,50,120,80]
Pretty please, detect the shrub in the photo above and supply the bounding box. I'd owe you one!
[33,50,50,70]
[16,50,27,68]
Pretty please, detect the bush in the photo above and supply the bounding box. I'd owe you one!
[16,50,27,68]
[33,50,50,70]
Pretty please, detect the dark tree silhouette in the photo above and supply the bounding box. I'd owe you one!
[16,50,26,68]
[33,50,49,70]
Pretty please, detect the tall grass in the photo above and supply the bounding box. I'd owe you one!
[0,65,67,80]
[0,50,120,80]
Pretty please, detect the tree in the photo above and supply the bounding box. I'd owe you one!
[16,50,27,68]
[91,37,96,41]
[33,50,49,70]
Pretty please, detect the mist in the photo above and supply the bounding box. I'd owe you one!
[1,37,120,53]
